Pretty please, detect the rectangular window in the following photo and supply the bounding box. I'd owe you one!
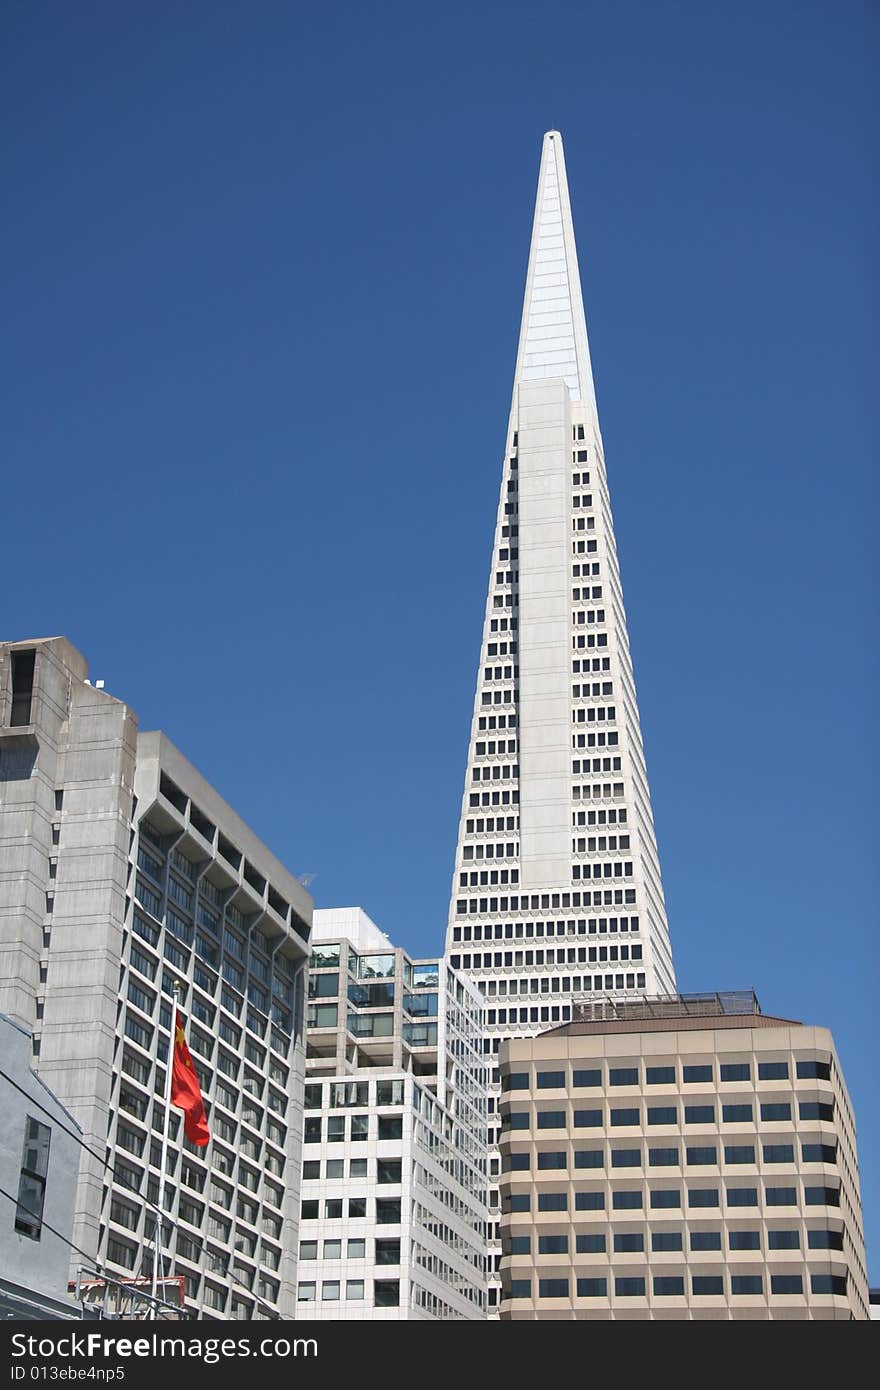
[646,1066,676,1085]
[574,1191,603,1211]
[763,1144,795,1164]
[538,1235,569,1255]
[612,1190,642,1210]
[576,1278,607,1297]
[613,1233,643,1252]
[574,1149,603,1169]
[647,1106,677,1125]
[15,1118,51,1240]
[572,1068,601,1087]
[536,1071,565,1089]
[615,1277,645,1297]
[690,1231,721,1251]
[758,1061,789,1081]
[684,1105,714,1124]
[796,1060,831,1081]
[576,1234,606,1253]
[729,1230,761,1250]
[682,1065,712,1083]
[724,1145,755,1164]
[692,1276,724,1296]
[768,1229,800,1249]
[688,1189,719,1208]
[765,1187,797,1206]
[574,1109,602,1128]
[770,1274,803,1295]
[719,1063,751,1082]
[653,1276,684,1296]
[609,1067,639,1086]
[760,1102,791,1122]
[722,1103,753,1123]
[537,1192,568,1212]
[651,1232,683,1252]
[731,1275,763,1294]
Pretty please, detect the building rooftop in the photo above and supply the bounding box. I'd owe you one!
[533,990,802,1038]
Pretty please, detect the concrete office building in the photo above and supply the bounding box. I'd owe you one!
[0,1012,83,1319]
[299,908,489,1318]
[0,635,312,1319]
[444,130,675,1305]
[497,992,869,1320]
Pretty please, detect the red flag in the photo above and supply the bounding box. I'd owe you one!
[170,1014,210,1146]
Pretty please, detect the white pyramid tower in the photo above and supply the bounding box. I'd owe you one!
[444,133,676,1301]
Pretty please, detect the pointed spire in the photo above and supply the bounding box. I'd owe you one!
[511,131,599,423]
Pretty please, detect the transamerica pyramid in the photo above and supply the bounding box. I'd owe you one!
[444,132,676,1300]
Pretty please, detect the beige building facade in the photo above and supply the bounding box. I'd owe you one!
[498,993,868,1320]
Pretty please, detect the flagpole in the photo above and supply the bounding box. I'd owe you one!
[151,981,178,1317]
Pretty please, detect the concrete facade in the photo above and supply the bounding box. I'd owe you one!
[0,636,312,1319]
[299,909,489,1318]
[497,996,869,1320]
[0,1012,82,1318]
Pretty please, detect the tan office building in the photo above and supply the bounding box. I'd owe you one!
[498,992,868,1320]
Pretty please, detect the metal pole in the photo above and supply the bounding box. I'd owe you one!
[150,982,178,1316]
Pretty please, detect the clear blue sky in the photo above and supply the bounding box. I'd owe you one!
[3,2,876,1277]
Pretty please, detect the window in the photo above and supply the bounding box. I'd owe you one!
[682,1065,712,1083]
[651,1231,682,1252]
[692,1276,724,1296]
[811,1274,847,1296]
[572,1068,601,1087]
[615,1277,645,1297]
[346,1280,365,1300]
[574,1149,603,1169]
[323,1239,342,1260]
[508,1280,531,1299]
[690,1231,721,1251]
[770,1274,803,1295]
[577,1278,607,1297]
[650,1189,681,1209]
[731,1275,763,1295]
[15,1118,51,1240]
[684,1105,714,1124]
[765,1187,797,1206]
[325,1200,343,1219]
[575,1191,604,1210]
[374,1280,400,1308]
[537,1151,567,1170]
[725,1146,755,1164]
[297,1284,316,1303]
[768,1229,800,1249]
[299,1241,317,1261]
[805,1186,839,1207]
[537,1110,566,1129]
[687,1146,717,1166]
[538,1278,569,1299]
[536,1071,565,1089]
[720,1063,751,1082]
[576,1234,606,1253]
[574,1109,602,1128]
[647,1106,677,1126]
[760,1102,791,1122]
[808,1229,843,1251]
[506,1194,531,1213]
[348,1198,368,1218]
[729,1231,760,1250]
[505,1072,529,1091]
[796,1060,831,1081]
[799,1101,834,1122]
[646,1066,675,1085]
[611,1149,641,1168]
[727,1187,758,1208]
[612,1190,642,1210]
[347,1238,367,1258]
[758,1061,789,1081]
[688,1189,719,1208]
[802,1143,836,1164]
[537,1192,568,1212]
[377,1115,402,1141]
[375,1238,400,1266]
[763,1144,794,1164]
[538,1235,569,1255]
[722,1103,753,1123]
[653,1276,684,1296]
[613,1233,643,1252]
[377,1159,401,1185]
[508,1235,531,1254]
[505,1153,530,1172]
[610,1108,639,1127]
[376,1200,400,1224]
[609,1067,638,1086]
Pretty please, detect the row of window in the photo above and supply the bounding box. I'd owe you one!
[505,1273,846,1299]
[301,1197,401,1223]
[297,1280,399,1306]
[504,1142,836,1170]
[304,1116,403,1146]
[502,1102,832,1126]
[503,1187,840,1211]
[299,1238,399,1263]
[505,1227,843,1254]
[504,1061,832,1089]
[455,915,640,941]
